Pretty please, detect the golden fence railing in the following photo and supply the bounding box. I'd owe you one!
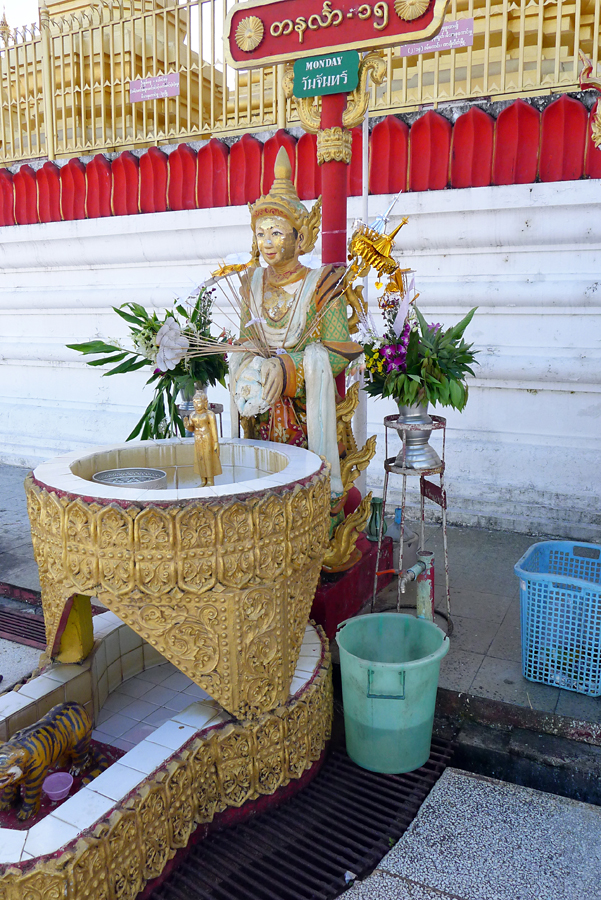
[0,0,598,164]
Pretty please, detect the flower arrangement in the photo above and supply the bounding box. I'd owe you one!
[67,286,228,440]
[360,280,478,410]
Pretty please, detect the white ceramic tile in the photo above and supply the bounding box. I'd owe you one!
[86,762,145,802]
[143,643,164,668]
[97,672,109,708]
[142,684,178,707]
[114,676,153,699]
[121,647,144,680]
[162,692,196,713]
[142,708,173,727]
[119,626,142,655]
[43,663,90,685]
[111,738,136,752]
[170,701,225,731]
[98,712,138,737]
[104,630,121,667]
[101,690,135,713]
[91,643,107,682]
[183,683,212,700]
[120,738,172,774]
[53,786,115,831]
[289,674,309,696]
[92,729,114,745]
[0,829,27,865]
[17,676,61,701]
[0,691,33,718]
[161,671,194,691]
[302,625,321,647]
[146,720,197,751]
[293,659,316,676]
[121,723,157,745]
[119,698,158,721]
[24,815,80,858]
[107,659,122,693]
[137,663,178,684]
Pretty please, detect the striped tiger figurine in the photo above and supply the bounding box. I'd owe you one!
[0,701,92,821]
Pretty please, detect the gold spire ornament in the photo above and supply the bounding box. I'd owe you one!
[249,147,322,254]
[348,216,409,287]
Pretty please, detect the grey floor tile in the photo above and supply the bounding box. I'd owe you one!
[449,587,512,624]
[0,559,40,591]
[487,600,522,663]
[555,690,601,725]
[471,656,559,712]
[446,614,498,655]
[438,648,483,693]
[379,768,601,900]
[344,872,457,900]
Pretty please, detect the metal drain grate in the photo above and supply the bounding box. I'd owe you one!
[152,738,453,900]
[0,607,46,649]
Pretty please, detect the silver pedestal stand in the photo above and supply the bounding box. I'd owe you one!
[371,413,453,635]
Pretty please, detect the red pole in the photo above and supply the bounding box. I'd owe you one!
[319,93,349,267]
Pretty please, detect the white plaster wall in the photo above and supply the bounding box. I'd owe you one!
[0,180,599,538]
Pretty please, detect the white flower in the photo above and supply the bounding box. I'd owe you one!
[155,319,189,371]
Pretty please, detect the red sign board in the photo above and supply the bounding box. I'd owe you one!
[225,0,450,69]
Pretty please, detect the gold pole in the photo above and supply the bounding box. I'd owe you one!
[277,63,286,129]
[39,2,55,160]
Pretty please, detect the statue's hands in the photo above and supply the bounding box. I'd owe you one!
[261,358,284,405]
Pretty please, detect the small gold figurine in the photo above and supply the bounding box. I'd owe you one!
[184,391,222,487]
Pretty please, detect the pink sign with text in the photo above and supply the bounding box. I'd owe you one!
[399,18,474,57]
[129,73,180,102]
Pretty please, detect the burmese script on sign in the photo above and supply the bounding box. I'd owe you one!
[129,73,180,102]
[399,17,473,56]
[225,0,449,68]
[271,0,390,44]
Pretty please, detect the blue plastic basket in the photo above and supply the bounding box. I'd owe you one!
[514,541,601,696]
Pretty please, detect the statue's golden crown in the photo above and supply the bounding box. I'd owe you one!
[249,147,322,254]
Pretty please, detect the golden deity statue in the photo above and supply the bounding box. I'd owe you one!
[184,390,222,486]
[229,147,363,496]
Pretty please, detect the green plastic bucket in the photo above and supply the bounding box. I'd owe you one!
[337,613,449,774]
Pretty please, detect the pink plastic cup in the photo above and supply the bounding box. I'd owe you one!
[42,772,73,802]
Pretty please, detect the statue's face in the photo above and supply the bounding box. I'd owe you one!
[255,216,301,271]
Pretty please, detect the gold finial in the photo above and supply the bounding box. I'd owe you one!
[0,7,10,41]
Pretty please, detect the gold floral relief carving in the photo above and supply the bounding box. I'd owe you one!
[135,508,176,594]
[106,811,143,900]
[0,641,332,900]
[165,759,196,848]
[175,505,217,594]
[214,729,255,808]
[97,505,135,595]
[70,838,110,900]
[191,741,222,824]
[285,703,309,778]
[24,468,330,719]
[137,784,173,880]
[254,716,285,795]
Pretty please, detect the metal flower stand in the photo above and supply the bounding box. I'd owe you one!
[371,413,453,635]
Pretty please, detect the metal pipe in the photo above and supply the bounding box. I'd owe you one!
[398,559,425,594]
[416,549,435,621]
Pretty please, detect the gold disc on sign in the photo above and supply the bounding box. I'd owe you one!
[394,0,430,21]
[235,16,265,52]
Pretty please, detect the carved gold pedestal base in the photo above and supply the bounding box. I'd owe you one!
[0,634,333,900]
